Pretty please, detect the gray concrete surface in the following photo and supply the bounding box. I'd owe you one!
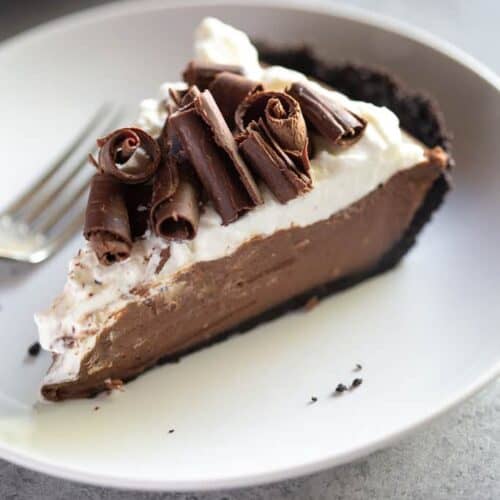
[0,1,499,498]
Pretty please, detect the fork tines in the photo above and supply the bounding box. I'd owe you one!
[0,103,123,263]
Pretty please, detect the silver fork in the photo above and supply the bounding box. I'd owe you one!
[0,104,123,264]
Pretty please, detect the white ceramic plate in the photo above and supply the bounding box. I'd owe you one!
[0,0,499,491]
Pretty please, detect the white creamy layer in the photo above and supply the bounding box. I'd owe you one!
[36,18,426,386]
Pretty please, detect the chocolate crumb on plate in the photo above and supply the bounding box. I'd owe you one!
[94,279,102,285]
[354,363,362,371]
[309,396,318,404]
[351,378,363,389]
[168,429,175,434]
[27,342,41,357]
[334,383,348,394]
[94,406,100,411]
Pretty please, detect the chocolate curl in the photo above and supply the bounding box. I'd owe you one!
[182,60,243,90]
[151,153,201,240]
[159,109,184,162]
[124,182,152,240]
[153,176,200,240]
[169,90,262,225]
[158,87,204,159]
[180,85,202,107]
[287,82,367,146]
[208,72,263,128]
[160,86,202,151]
[235,90,310,173]
[154,109,202,239]
[84,174,132,265]
[155,152,179,201]
[94,128,161,184]
[194,91,262,205]
[239,120,311,203]
[168,87,187,108]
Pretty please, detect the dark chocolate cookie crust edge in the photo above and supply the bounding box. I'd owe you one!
[257,45,454,158]
[157,50,453,369]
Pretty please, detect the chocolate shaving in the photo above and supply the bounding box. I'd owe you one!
[236,90,311,173]
[180,85,202,107]
[287,82,366,146]
[159,100,189,161]
[194,91,262,204]
[168,87,188,108]
[151,155,200,240]
[208,72,262,128]
[155,246,171,274]
[170,90,262,224]
[84,174,132,265]
[154,111,202,240]
[235,91,311,203]
[154,142,180,200]
[94,128,161,184]
[239,120,311,203]
[182,60,243,90]
[123,182,152,240]
[153,176,200,240]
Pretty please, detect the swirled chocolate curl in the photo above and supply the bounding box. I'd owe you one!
[182,61,243,90]
[170,90,262,224]
[235,90,311,174]
[239,120,311,203]
[95,128,161,184]
[151,143,201,241]
[84,174,132,265]
[287,82,367,146]
[208,73,263,128]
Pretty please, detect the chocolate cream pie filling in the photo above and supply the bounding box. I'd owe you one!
[35,18,451,401]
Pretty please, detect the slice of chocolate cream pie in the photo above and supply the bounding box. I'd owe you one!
[36,18,452,401]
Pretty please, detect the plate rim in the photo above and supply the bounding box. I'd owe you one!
[0,0,499,491]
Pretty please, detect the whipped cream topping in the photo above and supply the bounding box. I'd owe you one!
[195,17,262,80]
[35,18,426,387]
